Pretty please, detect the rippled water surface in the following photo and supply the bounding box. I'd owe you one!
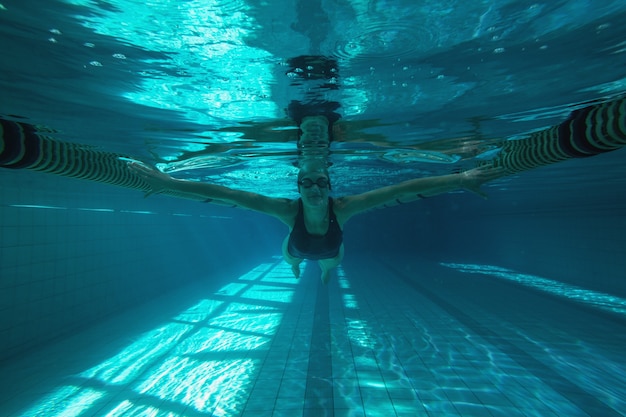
[1,0,626,195]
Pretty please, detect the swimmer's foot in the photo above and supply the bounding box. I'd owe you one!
[291,263,301,279]
[320,269,330,285]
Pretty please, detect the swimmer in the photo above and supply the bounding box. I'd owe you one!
[130,124,502,284]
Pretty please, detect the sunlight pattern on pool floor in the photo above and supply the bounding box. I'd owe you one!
[440,262,626,316]
[14,260,298,417]
[2,258,625,416]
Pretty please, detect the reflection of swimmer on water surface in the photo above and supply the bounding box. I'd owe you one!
[212,115,499,164]
[298,115,331,147]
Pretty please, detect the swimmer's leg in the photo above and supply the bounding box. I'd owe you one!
[282,236,303,279]
[318,244,344,284]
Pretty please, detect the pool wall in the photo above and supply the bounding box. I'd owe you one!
[0,170,284,362]
[346,159,626,299]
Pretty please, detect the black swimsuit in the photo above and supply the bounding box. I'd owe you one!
[287,198,343,260]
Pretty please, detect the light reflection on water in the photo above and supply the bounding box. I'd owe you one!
[4,1,626,160]
[2,0,625,200]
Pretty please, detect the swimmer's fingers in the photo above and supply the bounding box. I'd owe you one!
[481,166,508,181]
[464,184,490,199]
[461,166,507,199]
[142,186,160,198]
[127,162,169,197]
[128,161,158,176]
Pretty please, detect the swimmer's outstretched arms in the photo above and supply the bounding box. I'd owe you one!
[129,160,503,283]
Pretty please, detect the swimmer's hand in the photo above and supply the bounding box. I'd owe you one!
[128,162,173,197]
[459,166,507,199]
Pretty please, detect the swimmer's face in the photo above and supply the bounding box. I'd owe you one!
[298,169,330,205]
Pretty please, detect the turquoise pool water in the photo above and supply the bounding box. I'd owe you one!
[1,1,626,416]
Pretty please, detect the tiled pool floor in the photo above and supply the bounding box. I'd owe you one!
[1,256,625,416]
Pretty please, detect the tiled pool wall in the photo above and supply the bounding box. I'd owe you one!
[0,170,283,361]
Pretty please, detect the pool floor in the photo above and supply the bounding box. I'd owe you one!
[0,256,625,417]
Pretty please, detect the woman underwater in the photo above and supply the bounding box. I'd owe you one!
[130,115,502,283]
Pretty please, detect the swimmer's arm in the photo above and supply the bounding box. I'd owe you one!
[129,163,294,222]
[337,166,505,221]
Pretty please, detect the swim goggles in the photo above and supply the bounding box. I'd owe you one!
[298,177,330,188]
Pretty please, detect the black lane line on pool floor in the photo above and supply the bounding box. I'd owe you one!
[305,279,334,416]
